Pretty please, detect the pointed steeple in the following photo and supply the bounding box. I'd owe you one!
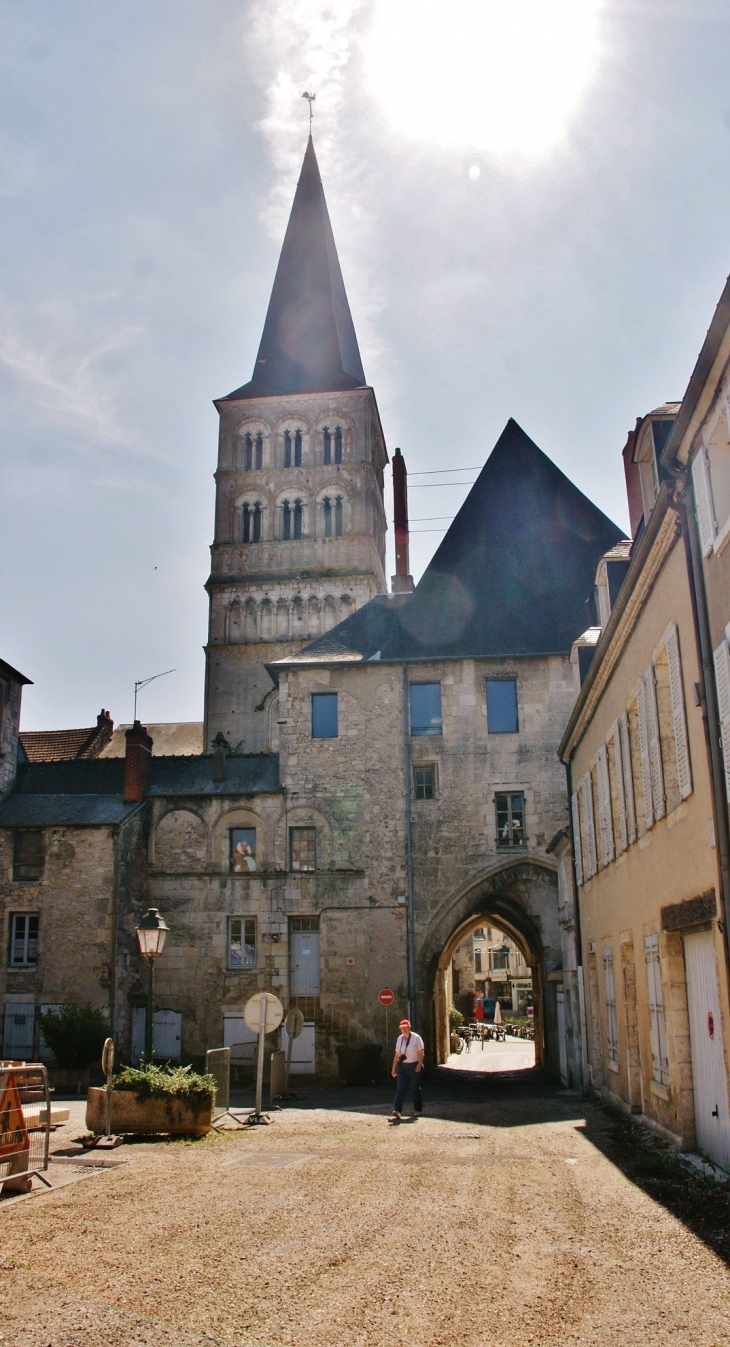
[225,137,366,400]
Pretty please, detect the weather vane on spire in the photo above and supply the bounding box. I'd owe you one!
[302,91,316,131]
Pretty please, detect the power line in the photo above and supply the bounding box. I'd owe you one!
[408,480,477,488]
[409,515,455,522]
[408,466,482,476]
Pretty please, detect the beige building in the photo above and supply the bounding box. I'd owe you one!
[451,926,533,1017]
[560,396,730,1166]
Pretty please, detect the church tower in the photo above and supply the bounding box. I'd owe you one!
[204,137,388,752]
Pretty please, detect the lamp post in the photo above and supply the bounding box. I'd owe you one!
[135,908,169,1062]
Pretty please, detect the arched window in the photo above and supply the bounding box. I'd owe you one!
[334,426,343,464]
[244,433,253,471]
[293,499,303,539]
[284,430,292,468]
[294,429,302,467]
[335,496,343,537]
[323,496,332,538]
[242,503,251,543]
[323,426,331,465]
[255,432,263,469]
[243,502,263,543]
[252,502,262,542]
[282,500,291,541]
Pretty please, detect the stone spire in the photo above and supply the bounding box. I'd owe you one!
[225,137,366,401]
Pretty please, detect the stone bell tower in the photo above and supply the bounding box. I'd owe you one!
[204,136,388,753]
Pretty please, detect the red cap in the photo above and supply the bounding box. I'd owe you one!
[399,1018,411,1028]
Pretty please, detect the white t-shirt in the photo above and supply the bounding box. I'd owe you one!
[395,1031,424,1063]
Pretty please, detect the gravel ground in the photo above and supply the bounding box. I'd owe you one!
[2,1070,730,1347]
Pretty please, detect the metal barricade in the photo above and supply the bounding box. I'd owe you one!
[205,1047,231,1117]
[0,1063,52,1192]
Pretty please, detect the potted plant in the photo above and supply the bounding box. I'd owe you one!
[39,1003,109,1094]
[86,1062,215,1136]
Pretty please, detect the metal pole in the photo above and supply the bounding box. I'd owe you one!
[385,1004,389,1060]
[255,996,267,1117]
[145,956,154,1061]
[284,1025,294,1091]
[402,664,417,1027]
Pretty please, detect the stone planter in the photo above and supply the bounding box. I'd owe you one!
[86,1087,212,1136]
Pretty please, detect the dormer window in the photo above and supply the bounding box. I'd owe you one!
[323,426,331,465]
[334,426,342,464]
[242,502,262,544]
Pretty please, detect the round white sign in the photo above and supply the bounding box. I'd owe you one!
[244,992,284,1034]
[284,1007,304,1040]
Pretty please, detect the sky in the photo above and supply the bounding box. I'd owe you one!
[1,0,729,731]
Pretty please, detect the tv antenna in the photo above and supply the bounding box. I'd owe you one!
[302,91,316,130]
[133,668,175,721]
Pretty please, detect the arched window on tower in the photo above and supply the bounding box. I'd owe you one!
[323,496,332,538]
[282,500,291,540]
[323,426,331,465]
[252,501,262,542]
[335,496,343,537]
[293,499,303,539]
[334,426,343,464]
[244,434,253,471]
[294,429,302,467]
[284,430,292,468]
[255,432,263,469]
[242,503,251,543]
[242,502,263,543]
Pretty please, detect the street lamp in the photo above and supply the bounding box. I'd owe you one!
[135,908,169,1062]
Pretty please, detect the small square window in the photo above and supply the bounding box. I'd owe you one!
[486,679,518,733]
[410,683,442,736]
[290,826,316,872]
[13,830,43,882]
[230,828,257,872]
[8,913,39,967]
[312,692,338,738]
[413,766,436,800]
[496,792,525,847]
[474,949,482,973]
[228,917,256,969]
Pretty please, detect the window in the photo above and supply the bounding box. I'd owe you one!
[228,917,256,970]
[293,499,303,540]
[334,496,343,537]
[413,765,435,800]
[244,433,253,471]
[492,947,509,970]
[323,496,332,537]
[495,793,525,847]
[291,915,319,932]
[290,826,316,872]
[603,946,619,1065]
[645,934,669,1086]
[474,949,482,974]
[473,928,485,941]
[410,683,442,736]
[242,502,262,544]
[282,500,291,540]
[312,692,338,738]
[284,430,292,468]
[255,432,263,470]
[294,429,302,467]
[8,913,39,966]
[230,828,257,872]
[323,426,331,464]
[334,426,343,463]
[13,830,43,881]
[486,679,518,733]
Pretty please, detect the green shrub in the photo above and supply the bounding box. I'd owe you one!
[39,1003,109,1069]
[113,1062,215,1113]
[449,1007,464,1029]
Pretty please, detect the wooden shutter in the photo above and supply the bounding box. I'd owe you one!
[666,624,693,800]
[581,773,597,878]
[645,934,669,1086]
[644,666,665,821]
[636,679,654,830]
[611,722,628,852]
[596,744,615,867]
[692,446,716,557]
[713,639,730,799]
[619,711,637,844]
[571,791,583,886]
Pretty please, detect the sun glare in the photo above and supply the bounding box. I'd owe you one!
[365,0,602,161]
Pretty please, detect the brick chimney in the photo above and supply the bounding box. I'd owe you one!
[123,720,153,803]
[391,446,414,594]
[622,423,644,539]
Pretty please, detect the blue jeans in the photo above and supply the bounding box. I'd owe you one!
[394,1062,422,1114]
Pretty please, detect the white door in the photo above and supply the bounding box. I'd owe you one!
[685,929,730,1169]
[281,1022,316,1073]
[131,1008,182,1063]
[556,991,568,1087]
[2,1003,34,1059]
[290,931,320,995]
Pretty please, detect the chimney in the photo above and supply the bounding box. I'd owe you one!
[97,708,114,734]
[622,423,644,539]
[391,447,414,594]
[123,720,153,803]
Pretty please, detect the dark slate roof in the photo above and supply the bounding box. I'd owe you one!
[0,657,32,686]
[223,137,366,401]
[274,419,625,666]
[0,755,282,828]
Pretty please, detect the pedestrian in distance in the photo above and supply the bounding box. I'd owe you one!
[389,1018,424,1121]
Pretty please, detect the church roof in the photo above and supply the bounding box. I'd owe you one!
[223,137,366,401]
[272,419,625,667]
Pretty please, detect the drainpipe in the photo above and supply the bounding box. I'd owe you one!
[402,664,417,1025]
[565,754,590,1093]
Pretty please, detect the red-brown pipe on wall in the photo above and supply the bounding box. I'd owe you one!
[392,446,414,594]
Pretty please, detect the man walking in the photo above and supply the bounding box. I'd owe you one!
[390,1018,424,1121]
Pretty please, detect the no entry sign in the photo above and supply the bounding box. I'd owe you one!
[378,989,395,1006]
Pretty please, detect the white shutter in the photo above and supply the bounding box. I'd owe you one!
[611,722,628,851]
[645,934,669,1086]
[692,446,716,557]
[666,624,693,800]
[644,666,665,821]
[619,711,637,844]
[581,773,597,879]
[713,639,730,799]
[596,744,615,866]
[636,679,654,830]
[571,791,583,886]
[603,947,618,1064]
